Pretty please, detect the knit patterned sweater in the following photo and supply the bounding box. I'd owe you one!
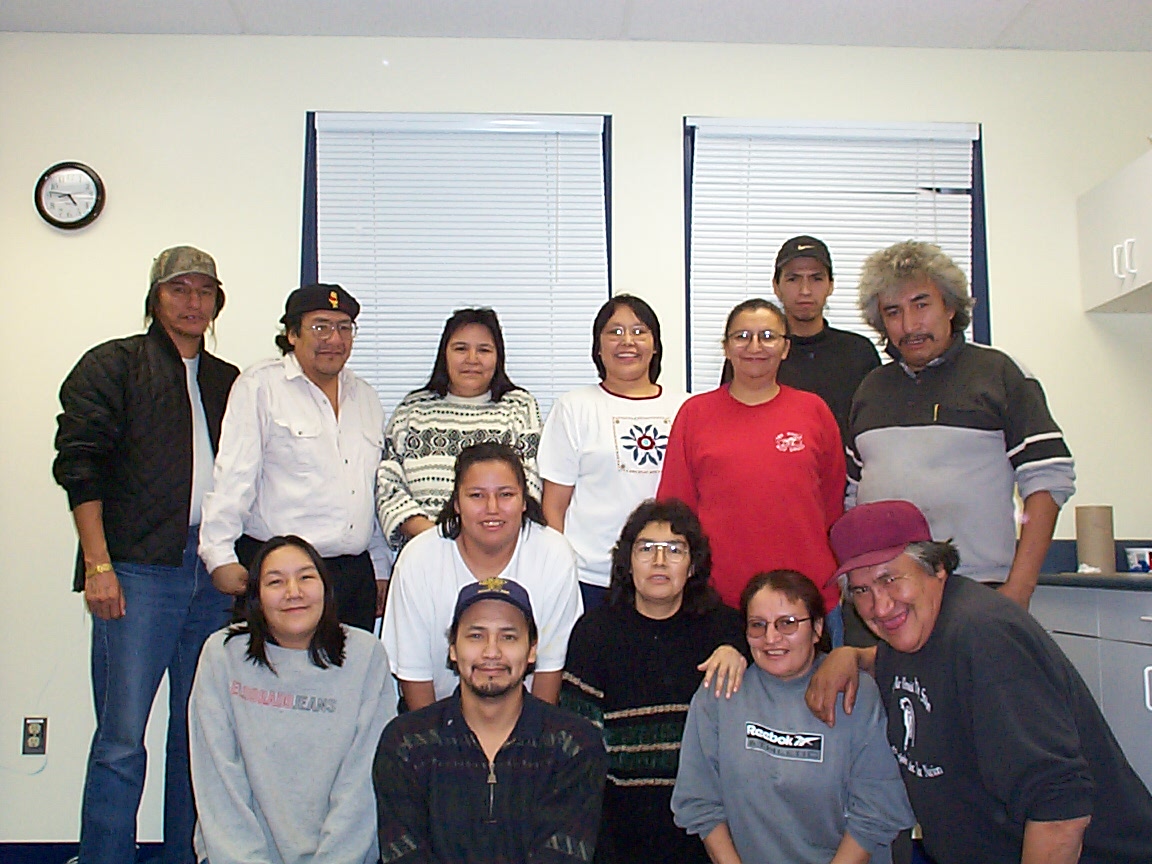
[376,389,542,548]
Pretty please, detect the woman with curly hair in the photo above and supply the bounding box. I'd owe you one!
[561,499,747,863]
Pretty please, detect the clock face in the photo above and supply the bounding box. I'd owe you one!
[35,162,105,229]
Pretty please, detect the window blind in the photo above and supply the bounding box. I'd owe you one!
[685,118,981,393]
[314,112,611,417]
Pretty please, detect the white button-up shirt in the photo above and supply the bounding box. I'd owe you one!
[199,353,390,578]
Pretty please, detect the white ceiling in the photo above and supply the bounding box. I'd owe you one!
[2,0,1151,51]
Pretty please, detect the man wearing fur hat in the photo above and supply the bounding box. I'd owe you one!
[200,283,389,630]
[54,246,239,864]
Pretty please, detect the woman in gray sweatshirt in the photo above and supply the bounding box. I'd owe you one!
[189,535,391,864]
[673,569,914,864]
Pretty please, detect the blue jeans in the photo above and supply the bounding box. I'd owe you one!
[825,603,845,649]
[78,526,231,864]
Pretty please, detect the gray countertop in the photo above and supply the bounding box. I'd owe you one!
[1037,572,1152,590]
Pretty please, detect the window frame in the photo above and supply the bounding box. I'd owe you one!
[300,111,614,418]
[683,117,989,392]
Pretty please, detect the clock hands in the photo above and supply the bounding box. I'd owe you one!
[48,190,94,203]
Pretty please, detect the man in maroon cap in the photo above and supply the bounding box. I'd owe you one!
[200,284,389,630]
[807,500,1152,864]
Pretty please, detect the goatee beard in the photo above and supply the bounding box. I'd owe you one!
[463,672,526,700]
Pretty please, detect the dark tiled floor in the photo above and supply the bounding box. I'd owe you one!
[0,844,163,864]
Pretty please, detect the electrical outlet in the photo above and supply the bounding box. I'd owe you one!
[23,717,47,755]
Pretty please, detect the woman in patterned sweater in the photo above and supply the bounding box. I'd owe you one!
[561,498,747,864]
[376,307,542,550]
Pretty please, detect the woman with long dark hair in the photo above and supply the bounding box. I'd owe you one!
[657,298,847,643]
[561,499,747,863]
[376,307,542,549]
[382,442,582,711]
[672,569,913,864]
[189,535,391,864]
[539,295,687,612]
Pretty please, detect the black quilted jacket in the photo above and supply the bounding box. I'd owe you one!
[53,321,239,590]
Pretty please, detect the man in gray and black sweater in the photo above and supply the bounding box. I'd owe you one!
[848,240,1075,610]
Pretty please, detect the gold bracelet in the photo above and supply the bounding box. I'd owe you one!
[85,562,114,578]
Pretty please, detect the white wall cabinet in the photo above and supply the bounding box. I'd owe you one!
[1077,148,1152,312]
[1098,639,1152,786]
[1031,584,1152,791]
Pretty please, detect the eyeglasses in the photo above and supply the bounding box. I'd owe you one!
[603,325,652,340]
[746,615,812,638]
[846,572,913,609]
[633,540,689,563]
[726,329,784,347]
[306,321,357,340]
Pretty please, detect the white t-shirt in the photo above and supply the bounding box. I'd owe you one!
[381,521,583,700]
[538,384,688,587]
[184,355,214,526]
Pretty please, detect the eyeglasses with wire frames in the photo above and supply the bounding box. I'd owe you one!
[726,329,785,347]
[603,325,652,341]
[632,540,689,564]
[305,321,358,340]
[746,615,813,639]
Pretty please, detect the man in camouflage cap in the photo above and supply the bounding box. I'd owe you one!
[54,245,239,864]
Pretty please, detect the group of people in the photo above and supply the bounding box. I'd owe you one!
[52,233,1152,864]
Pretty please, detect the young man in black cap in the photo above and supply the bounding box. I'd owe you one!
[772,235,881,648]
[200,283,389,630]
[772,235,880,443]
[54,245,239,864]
[374,577,606,864]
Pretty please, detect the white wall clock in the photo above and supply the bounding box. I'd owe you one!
[35,161,106,230]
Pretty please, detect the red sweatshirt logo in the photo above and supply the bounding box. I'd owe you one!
[775,431,805,453]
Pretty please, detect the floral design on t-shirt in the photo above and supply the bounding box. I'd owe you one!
[615,420,671,471]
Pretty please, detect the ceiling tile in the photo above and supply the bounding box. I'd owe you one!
[3,0,1151,51]
[0,0,242,34]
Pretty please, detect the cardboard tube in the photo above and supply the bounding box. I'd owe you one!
[1075,505,1115,573]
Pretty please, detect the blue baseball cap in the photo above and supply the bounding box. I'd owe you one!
[452,577,536,630]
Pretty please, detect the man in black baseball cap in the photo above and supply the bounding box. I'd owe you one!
[772,237,881,649]
[279,282,361,324]
[200,282,391,632]
[374,577,607,861]
[773,235,880,443]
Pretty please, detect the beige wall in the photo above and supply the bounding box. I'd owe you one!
[2,32,1151,840]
